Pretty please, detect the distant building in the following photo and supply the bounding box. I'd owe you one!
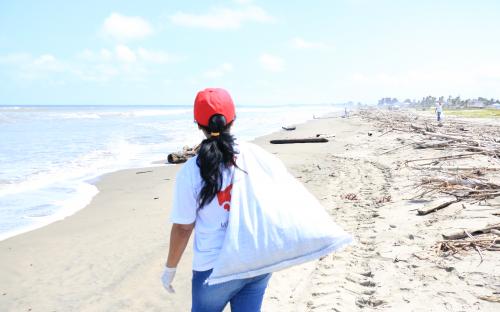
[469,99,486,108]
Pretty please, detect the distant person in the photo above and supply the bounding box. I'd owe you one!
[344,104,349,118]
[435,101,443,122]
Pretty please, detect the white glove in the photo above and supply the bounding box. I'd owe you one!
[161,267,176,293]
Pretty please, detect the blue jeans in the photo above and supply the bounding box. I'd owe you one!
[192,269,271,312]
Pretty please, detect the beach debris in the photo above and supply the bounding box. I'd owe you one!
[442,223,500,240]
[270,138,328,144]
[491,229,500,236]
[418,174,500,201]
[313,115,340,119]
[167,145,200,164]
[378,142,415,155]
[316,133,335,138]
[282,126,296,131]
[404,153,478,165]
[477,295,500,303]
[136,170,153,174]
[341,193,358,201]
[360,109,500,159]
[416,197,459,215]
[375,195,391,204]
[436,235,499,260]
[414,141,452,149]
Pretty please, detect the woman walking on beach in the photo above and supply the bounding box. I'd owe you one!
[161,88,352,312]
[162,88,271,312]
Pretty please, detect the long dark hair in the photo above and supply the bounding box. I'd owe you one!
[196,114,238,209]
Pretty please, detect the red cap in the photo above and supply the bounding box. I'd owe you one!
[194,88,235,127]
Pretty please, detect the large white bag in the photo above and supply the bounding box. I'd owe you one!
[206,142,354,285]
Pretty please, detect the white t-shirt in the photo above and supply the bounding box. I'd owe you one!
[170,156,235,271]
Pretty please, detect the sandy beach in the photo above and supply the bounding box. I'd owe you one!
[1,110,499,312]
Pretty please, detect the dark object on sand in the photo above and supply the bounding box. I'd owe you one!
[442,224,500,240]
[270,138,328,144]
[168,145,200,164]
[316,133,335,139]
[417,197,458,215]
[282,126,296,131]
[368,132,373,136]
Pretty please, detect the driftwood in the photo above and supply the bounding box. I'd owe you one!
[411,166,500,171]
[282,126,296,131]
[316,133,335,138]
[378,142,415,155]
[436,237,499,258]
[477,295,500,303]
[491,229,500,236]
[167,145,199,164]
[359,109,500,202]
[421,176,495,188]
[414,141,452,149]
[405,153,478,164]
[424,132,480,146]
[442,224,500,240]
[270,138,328,144]
[312,115,339,119]
[417,198,458,215]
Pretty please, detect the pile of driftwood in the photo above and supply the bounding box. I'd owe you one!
[361,109,500,262]
[436,224,500,261]
[360,109,500,202]
[361,109,499,157]
[167,145,199,164]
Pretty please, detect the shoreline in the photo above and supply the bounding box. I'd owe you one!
[1,109,498,311]
[0,104,339,243]
[0,111,338,243]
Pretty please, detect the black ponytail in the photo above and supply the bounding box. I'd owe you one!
[196,114,238,209]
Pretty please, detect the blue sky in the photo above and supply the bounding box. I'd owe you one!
[1,0,499,105]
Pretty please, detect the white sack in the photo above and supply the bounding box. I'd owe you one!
[207,142,354,285]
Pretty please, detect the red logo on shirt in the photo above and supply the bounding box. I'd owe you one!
[217,184,232,211]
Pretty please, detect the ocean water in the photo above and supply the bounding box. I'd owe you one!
[0,104,338,241]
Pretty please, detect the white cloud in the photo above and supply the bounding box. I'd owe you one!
[170,5,274,29]
[0,53,31,64]
[33,54,56,65]
[0,47,179,83]
[115,44,137,62]
[204,63,233,78]
[77,46,176,64]
[291,37,331,50]
[234,0,253,4]
[137,48,172,64]
[100,48,113,60]
[73,64,119,82]
[259,53,284,72]
[0,53,68,81]
[101,12,153,41]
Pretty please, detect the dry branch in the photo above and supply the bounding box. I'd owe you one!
[405,153,478,164]
[270,138,329,144]
[417,198,458,215]
[442,224,500,240]
[414,141,452,149]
